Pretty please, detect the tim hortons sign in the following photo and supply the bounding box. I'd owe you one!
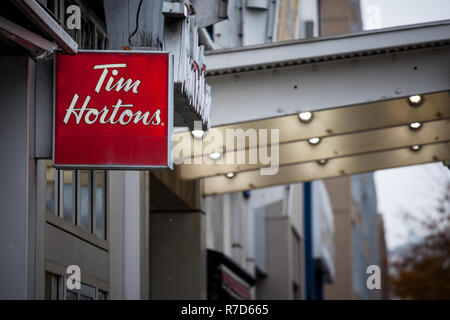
[53,50,173,169]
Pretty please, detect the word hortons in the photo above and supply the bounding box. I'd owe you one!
[63,64,161,126]
[54,51,172,168]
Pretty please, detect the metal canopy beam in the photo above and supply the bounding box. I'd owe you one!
[206,20,450,75]
[202,142,450,196]
[207,45,450,126]
[173,92,450,159]
[0,15,55,55]
[12,0,78,54]
[179,118,450,180]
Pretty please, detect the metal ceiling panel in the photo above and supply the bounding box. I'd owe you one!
[173,92,450,159]
[202,142,450,195]
[179,119,450,179]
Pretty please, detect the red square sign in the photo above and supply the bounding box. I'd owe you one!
[53,51,173,169]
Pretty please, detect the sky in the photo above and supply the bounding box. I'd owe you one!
[360,0,450,30]
[374,163,450,250]
[359,0,450,250]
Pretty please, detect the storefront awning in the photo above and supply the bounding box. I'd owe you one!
[173,21,450,195]
[207,249,255,300]
[7,0,78,55]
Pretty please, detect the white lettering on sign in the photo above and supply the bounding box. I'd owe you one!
[63,63,160,126]
[63,95,161,126]
[93,64,141,93]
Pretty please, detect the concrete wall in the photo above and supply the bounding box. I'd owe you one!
[108,171,150,299]
[324,173,380,300]
[151,168,203,211]
[150,212,206,299]
[204,194,225,253]
[256,201,293,299]
[320,0,362,36]
[324,176,356,300]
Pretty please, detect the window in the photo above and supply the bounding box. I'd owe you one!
[65,290,78,300]
[79,283,96,300]
[45,164,57,215]
[95,171,106,239]
[65,283,106,300]
[45,161,107,240]
[62,170,76,224]
[79,170,91,232]
[45,272,61,300]
[45,267,108,300]
[97,290,107,300]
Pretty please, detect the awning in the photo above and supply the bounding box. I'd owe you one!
[173,21,450,195]
[221,265,252,300]
[207,249,256,300]
[6,0,78,55]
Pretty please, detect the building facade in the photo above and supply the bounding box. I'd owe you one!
[0,0,211,300]
[2,0,442,301]
[324,173,384,300]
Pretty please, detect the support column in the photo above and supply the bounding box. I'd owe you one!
[108,171,149,299]
[0,56,36,299]
[150,211,206,299]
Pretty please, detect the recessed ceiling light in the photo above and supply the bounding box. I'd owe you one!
[209,152,222,160]
[410,145,421,151]
[298,112,313,123]
[191,129,204,139]
[409,122,422,130]
[226,172,235,179]
[408,95,423,106]
[308,137,321,145]
[317,159,328,165]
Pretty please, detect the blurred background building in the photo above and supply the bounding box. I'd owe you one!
[202,0,387,300]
